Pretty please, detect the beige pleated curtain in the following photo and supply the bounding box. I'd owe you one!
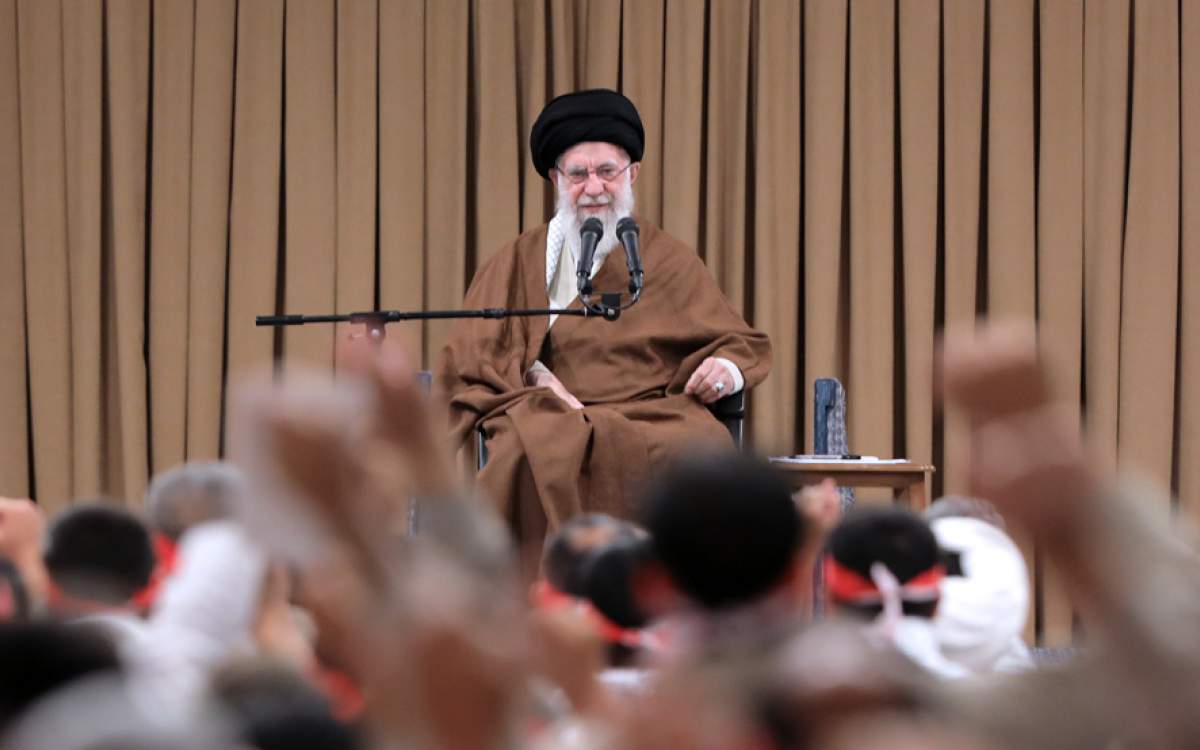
[1,0,1197,644]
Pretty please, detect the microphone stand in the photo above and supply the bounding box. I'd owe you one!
[257,287,641,534]
[256,292,636,342]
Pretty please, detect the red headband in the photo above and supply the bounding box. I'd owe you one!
[530,580,652,649]
[131,532,180,611]
[823,556,944,606]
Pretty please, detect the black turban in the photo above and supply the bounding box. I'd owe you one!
[530,88,645,178]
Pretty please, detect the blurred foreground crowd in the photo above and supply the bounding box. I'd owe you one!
[1,322,1198,750]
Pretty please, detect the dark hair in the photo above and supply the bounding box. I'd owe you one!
[0,621,121,732]
[44,503,156,606]
[210,659,360,750]
[578,535,655,630]
[542,514,641,595]
[828,507,941,619]
[641,451,802,611]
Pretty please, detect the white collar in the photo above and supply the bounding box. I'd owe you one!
[544,212,621,291]
[545,212,568,289]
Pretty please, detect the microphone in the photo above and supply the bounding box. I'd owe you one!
[577,217,603,295]
[616,216,643,293]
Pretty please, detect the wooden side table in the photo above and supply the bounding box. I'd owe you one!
[770,458,936,509]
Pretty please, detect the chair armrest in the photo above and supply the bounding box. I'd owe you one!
[708,390,745,420]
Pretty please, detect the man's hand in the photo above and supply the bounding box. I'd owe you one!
[789,479,841,608]
[253,563,317,671]
[343,338,459,497]
[525,368,584,410]
[0,497,49,609]
[940,320,1097,541]
[795,478,841,539]
[0,497,43,560]
[684,356,734,404]
[940,320,1052,423]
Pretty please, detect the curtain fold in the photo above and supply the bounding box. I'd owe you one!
[148,0,194,476]
[423,0,468,365]
[1083,0,1129,472]
[472,0,521,271]
[378,0,425,359]
[225,0,283,434]
[62,0,103,498]
[0,0,27,499]
[104,0,152,508]
[185,0,235,462]
[660,0,705,251]
[801,0,846,454]
[1036,0,1085,648]
[1,0,1195,645]
[1182,2,1200,532]
[283,0,337,373]
[17,0,74,508]
[985,0,1039,644]
[847,0,894,480]
[940,0,985,497]
[897,0,938,473]
[335,0,378,322]
[1117,0,1179,504]
[751,0,800,452]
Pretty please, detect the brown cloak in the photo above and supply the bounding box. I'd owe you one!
[436,218,771,571]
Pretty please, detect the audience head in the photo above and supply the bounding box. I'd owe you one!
[144,462,242,541]
[0,621,121,733]
[576,534,655,631]
[925,498,1030,672]
[209,658,360,750]
[825,507,942,621]
[43,502,156,608]
[541,513,643,596]
[4,672,232,750]
[754,621,939,748]
[538,515,654,665]
[641,451,802,611]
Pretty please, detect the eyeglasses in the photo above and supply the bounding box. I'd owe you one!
[555,161,633,185]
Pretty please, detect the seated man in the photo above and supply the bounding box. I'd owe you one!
[437,89,770,575]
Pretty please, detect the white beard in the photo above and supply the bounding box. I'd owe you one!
[554,174,635,271]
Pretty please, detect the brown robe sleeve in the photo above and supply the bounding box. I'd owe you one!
[433,225,550,450]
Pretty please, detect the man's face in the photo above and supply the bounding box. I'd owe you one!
[552,141,639,216]
[552,142,640,254]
